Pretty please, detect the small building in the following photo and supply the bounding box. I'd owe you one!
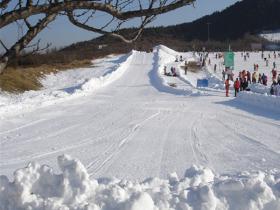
[98,44,108,50]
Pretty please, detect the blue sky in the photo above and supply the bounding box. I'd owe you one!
[0,0,240,51]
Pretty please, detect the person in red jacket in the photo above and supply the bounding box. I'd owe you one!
[234,78,240,97]
[225,78,230,97]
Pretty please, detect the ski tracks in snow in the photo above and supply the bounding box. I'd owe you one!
[189,112,209,166]
[87,110,161,177]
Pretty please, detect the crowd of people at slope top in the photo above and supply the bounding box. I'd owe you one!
[222,51,280,97]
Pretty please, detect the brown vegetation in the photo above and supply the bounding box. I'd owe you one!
[0,60,91,93]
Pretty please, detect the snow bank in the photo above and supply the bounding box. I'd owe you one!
[79,51,134,92]
[235,91,280,113]
[1,155,280,210]
[249,83,270,95]
[154,45,178,57]
[0,53,133,118]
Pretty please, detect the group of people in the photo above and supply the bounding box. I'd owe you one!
[224,68,280,97]
[164,66,177,77]
[222,50,280,97]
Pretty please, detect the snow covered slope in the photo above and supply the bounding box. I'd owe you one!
[0,46,280,210]
[260,31,280,42]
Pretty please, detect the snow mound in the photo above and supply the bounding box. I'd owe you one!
[248,83,270,95]
[0,53,133,118]
[235,91,280,113]
[78,52,133,92]
[154,45,178,57]
[1,155,280,210]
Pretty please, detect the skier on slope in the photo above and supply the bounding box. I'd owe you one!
[234,78,240,97]
[225,78,230,97]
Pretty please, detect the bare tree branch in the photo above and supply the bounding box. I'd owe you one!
[68,10,155,43]
[0,0,195,28]
[0,13,57,74]
[0,0,196,73]
[0,0,10,9]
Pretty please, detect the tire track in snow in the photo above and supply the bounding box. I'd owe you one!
[0,118,47,136]
[1,129,122,166]
[88,110,161,177]
[189,112,209,165]
[158,113,180,176]
[216,119,280,157]
[222,111,280,129]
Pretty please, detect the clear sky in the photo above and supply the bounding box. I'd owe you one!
[0,0,240,51]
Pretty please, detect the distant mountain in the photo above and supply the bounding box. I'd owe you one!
[61,0,280,56]
[147,0,280,41]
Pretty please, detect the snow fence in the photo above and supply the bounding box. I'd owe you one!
[1,155,280,210]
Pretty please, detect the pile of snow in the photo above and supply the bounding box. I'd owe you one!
[235,91,280,113]
[154,45,178,57]
[0,53,133,118]
[249,83,270,95]
[78,52,133,92]
[1,155,280,210]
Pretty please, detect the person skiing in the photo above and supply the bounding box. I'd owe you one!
[225,78,230,97]
[234,78,240,97]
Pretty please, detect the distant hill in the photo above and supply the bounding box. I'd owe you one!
[59,0,280,57]
[154,0,280,41]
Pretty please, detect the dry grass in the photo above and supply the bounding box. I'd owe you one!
[0,59,92,93]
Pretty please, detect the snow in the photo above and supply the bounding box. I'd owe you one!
[0,45,280,209]
[1,155,280,210]
[234,91,280,113]
[260,31,280,42]
[0,53,133,118]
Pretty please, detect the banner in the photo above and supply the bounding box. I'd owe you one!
[224,52,234,69]
[197,79,209,88]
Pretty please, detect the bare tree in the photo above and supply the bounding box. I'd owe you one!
[0,0,195,74]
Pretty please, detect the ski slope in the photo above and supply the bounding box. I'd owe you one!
[0,46,280,210]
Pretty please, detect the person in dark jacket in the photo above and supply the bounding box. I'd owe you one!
[242,78,248,91]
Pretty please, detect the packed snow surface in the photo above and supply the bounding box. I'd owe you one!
[0,45,280,209]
